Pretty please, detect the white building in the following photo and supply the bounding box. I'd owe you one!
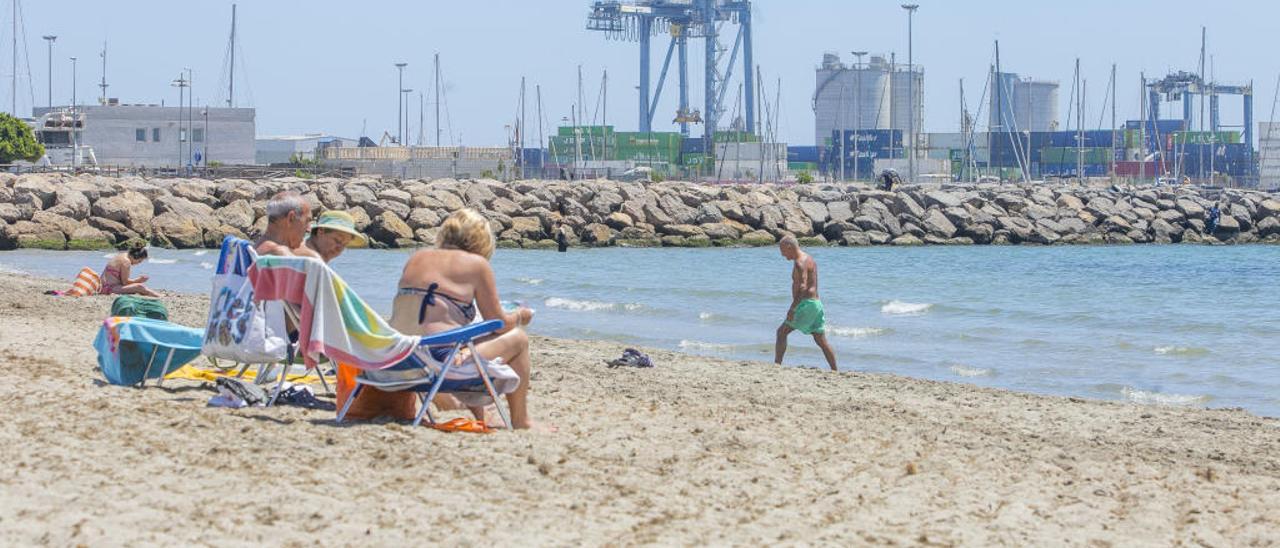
[32,102,255,167]
[1259,122,1280,189]
[256,134,360,165]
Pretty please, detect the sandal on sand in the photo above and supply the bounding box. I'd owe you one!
[606,348,653,368]
[431,417,492,434]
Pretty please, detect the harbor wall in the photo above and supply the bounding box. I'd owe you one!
[1,173,1278,250]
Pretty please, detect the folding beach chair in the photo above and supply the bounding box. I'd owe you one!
[93,316,205,388]
[202,236,331,406]
[247,255,515,429]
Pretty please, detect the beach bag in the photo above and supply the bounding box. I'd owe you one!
[110,295,169,321]
[202,239,289,363]
[68,267,102,296]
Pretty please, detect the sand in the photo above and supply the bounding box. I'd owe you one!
[0,270,1277,546]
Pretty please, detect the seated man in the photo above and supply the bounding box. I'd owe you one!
[389,209,545,430]
[256,191,320,259]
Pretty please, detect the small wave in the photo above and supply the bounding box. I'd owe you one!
[193,250,210,256]
[1121,387,1210,406]
[949,364,993,378]
[828,326,890,339]
[544,297,641,313]
[102,253,116,259]
[1153,345,1210,357]
[199,261,214,270]
[678,339,735,353]
[516,277,544,286]
[881,300,933,316]
[149,258,178,265]
[698,311,715,321]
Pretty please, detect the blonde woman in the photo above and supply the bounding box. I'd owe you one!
[388,209,544,430]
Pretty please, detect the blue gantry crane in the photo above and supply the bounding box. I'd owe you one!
[587,0,754,146]
[1147,71,1254,169]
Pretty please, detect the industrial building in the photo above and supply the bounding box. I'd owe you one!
[813,53,922,150]
[990,72,1060,132]
[256,134,360,165]
[318,146,512,179]
[31,103,256,167]
[1254,122,1280,188]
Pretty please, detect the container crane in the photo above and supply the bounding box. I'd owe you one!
[586,0,754,149]
[1147,71,1254,169]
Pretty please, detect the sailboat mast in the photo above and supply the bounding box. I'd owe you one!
[99,42,108,103]
[228,4,236,107]
[1110,63,1117,183]
[434,53,441,146]
[11,0,16,114]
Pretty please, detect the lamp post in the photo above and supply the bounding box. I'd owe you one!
[171,73,189,169]
[402,88,413,149]
[902,3,919,182]
[394,62,407,145]
[202,107,209,167]
[42,35,55,109]
[852,50,867,181]
[186,68,194,169]
[69,56,77,170]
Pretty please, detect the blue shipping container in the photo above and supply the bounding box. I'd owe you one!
[788,146,820,163]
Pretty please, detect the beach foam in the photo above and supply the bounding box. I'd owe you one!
[516,277,544,286]
[828,326,890,339]
[1153,345,1210,357]
[881,300,933,316]
[149,258,178,265]
[544,297,642,313]
[1121,386,1210,406]
[949,364,993,377]
[193,250,209,257]
[678,339,736,353]
[199,262,214,270]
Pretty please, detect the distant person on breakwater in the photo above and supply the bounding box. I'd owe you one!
[775,235,838,371]
[100,243,160,297]
[255,191,319,259]
[305,210,365,263]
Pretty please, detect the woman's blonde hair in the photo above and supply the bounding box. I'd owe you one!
[437,208,495,259]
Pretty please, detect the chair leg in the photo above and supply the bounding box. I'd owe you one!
[234,362,251,379]
[414,345,457,427]
[315,366,333,396]
[156,349,176,388]
[139,346,160,389]
[267,346,294,407]
[468,341,512,430]
[412,393,434,428]
[336,383,362,423]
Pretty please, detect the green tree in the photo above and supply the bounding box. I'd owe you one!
[0,113,43,164]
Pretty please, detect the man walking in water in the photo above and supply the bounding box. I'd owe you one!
[775,236,838,371]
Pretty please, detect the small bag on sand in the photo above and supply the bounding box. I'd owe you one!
[110,295,169,321]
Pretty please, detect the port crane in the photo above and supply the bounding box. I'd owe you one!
[1146,71,1254,169]
[586,0,754,147]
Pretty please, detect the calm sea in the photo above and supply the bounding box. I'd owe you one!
[3,245,1278,416]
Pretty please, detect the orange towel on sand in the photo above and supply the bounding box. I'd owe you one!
[65,267,102,296]
[335,362,418,421]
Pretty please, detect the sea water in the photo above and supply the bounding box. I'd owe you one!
[4,245,1278,416]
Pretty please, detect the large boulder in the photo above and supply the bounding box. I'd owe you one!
[661,224,705,238]
[49,189,91,220]
[922,191,963,210]
[151,212,205,248]
[92,191,155,232]
[171,181,221,208]
[214,200,255,233]
[827,201,856,224]
[0,202,30,223]
[88,217,140,243]
[343,185,377,205]
[407,208,443,231]
[367,211,415,246]
[700,222,741,240]
[891,193,926,218]
[510,216,544,239]
[379,188,412,205]
[155,195,215,219]
[9,220,66,250]
[67,225,114,250]
[920,209,957,238]
[365,199,410,220]
[12,175,57,209]
[30,211,83,238]
[798,201,831,226]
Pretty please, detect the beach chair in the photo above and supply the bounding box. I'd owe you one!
[93,316,205,388]
[202,237,331,405]
[248,255,515,429]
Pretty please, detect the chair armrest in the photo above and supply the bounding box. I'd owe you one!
[417,320,505,346]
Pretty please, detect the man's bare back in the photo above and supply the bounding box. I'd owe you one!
[791,251,819,303]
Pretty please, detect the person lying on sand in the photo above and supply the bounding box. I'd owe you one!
[100,243,160,298]
[775,235,838,371]
[255,191,320,260]
[305,210,365,263]
[389,209,548,431]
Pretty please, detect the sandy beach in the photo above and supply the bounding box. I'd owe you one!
[0,270,1277,545]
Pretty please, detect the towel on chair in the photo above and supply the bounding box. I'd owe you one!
[248,255,417,370]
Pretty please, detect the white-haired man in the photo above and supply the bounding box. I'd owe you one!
[256,191,320,259]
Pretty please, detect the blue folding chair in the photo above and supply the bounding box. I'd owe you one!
[336,320,511,429]
[93,316,206,388]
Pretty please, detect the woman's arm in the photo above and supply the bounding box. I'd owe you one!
[472,259,529,335]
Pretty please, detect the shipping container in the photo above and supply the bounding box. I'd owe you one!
[1039,147,1112,165]
[787,146,820,163]
[1039,163,1108,177]
[1170,131,1241,145]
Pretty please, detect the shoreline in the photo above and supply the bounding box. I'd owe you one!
[1,270,1278,544]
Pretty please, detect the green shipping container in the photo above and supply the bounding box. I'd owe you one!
[1172,131,1240,145]
[1039,147,1110,165]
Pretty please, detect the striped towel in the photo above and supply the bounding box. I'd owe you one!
[248,255,417,370]
[59,267,102,296]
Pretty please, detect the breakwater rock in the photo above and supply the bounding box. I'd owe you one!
[1,173,1278,251]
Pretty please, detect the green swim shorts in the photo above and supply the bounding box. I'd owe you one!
[785,298,826,335]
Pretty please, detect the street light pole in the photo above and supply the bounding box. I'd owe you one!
[42,36,56,109]
[902,3,919,182]
[402,88,413,148]
[394,62,407,145]
[69,56,77,170]
[852,51,867,181]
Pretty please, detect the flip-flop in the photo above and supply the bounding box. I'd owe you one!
[431,417,492,434]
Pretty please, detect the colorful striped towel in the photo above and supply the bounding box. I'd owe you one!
[53,267,102,296]
[248,255,417,370]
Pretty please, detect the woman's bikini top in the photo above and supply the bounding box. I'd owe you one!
[397,282,477,325]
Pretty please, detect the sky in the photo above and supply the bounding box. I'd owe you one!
[14,0,1280,147]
